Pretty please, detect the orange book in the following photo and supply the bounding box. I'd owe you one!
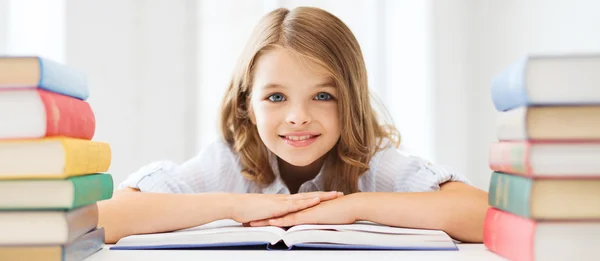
[0,137,111,180]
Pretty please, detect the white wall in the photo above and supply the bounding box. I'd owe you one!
[66,0,198,186]
[196,0,267,150]
[6,0,65,63]
[0,0,8,53]
[433,0,600,190]
[432,0,476,187]
[471,0,600,189]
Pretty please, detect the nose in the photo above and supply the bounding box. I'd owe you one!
[286,103,312,126]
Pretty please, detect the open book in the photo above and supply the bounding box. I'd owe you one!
[111,219,457,250]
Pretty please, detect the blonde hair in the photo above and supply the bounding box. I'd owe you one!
[220,7,400,194]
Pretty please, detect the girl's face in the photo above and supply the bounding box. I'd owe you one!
[249,47,341,167]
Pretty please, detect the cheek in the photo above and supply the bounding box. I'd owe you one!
[313,103,340,133]
[253,104,280,131]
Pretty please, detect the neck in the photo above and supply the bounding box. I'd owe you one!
[278,153,328,194]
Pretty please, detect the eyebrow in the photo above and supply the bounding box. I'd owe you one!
[262,81,336,90]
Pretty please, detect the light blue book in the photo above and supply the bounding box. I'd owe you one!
[0,56,89,100]
[491,54,600,112]
[110,219,458,251]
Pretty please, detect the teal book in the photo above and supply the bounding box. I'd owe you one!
[0,173,113,210]
[488,171,600,219]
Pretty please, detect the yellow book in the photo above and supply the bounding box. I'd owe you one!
[0,137,111,179]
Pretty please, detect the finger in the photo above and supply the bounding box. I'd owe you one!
[287,191,338,201]
[286,197,320,213]
[269,212,304,227]
[248,219,271,227]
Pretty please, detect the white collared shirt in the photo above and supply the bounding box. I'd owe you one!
[119,139,471,194]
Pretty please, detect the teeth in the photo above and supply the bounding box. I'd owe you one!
[286,135,312,141]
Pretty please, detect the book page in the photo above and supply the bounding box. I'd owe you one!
[287,221,447,236]
[115,219,287,248]
[176,219,286,236]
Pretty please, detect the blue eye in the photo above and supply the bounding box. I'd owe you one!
[314,92,333,101]
[268,93,286,102]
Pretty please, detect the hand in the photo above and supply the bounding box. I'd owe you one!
[248,193,362,227]
[229,191,343,224]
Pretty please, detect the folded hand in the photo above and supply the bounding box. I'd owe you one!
[230,191,344,224]
[247,193,360,227]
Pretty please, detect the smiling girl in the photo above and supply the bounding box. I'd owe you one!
[98,6,488,244]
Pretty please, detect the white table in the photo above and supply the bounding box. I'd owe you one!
[86,244,506,261]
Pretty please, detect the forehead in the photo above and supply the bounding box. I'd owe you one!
[252,47,332,88]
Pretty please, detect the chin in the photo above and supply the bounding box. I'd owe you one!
[281,156,318,167]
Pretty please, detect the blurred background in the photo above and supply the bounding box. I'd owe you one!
[1,0,598,190]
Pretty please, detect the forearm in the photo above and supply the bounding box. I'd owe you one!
[355,184,488,242]
[98,189,234,243]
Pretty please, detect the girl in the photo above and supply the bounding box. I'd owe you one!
[99,6,488,244]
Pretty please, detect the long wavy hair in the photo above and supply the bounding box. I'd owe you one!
[219,6,400,194]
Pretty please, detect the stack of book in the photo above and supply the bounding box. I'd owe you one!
[483,54,600,261]
[0,56,113,261]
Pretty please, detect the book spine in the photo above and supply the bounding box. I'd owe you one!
[491,57,530,112]
[70,174,114,209]
[63,227,104,261]
[483,207,535,261]
[65,204,99,244]
[37,57,89,101]
[37,89,96,140]
[60,138,111,175]
[489,141,532,176]
[488,172,533,218]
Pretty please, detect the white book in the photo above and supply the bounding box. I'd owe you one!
[111,219,457,251]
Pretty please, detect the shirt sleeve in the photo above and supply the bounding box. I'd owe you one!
[375,147,472,192]
[117,139,247,194]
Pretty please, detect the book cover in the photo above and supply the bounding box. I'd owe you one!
[0,227,104,261]
[488,171,600,219]
[0,56,89,100]
[0,173,114,210]
[0,204,99,245]
[488,141,600,177]
[0,137,111,179]
[0,89,95,140]
[491,54,600,112]
[484,207,600,261]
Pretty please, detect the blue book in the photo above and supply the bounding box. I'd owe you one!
[491,54,600,112]
[0,56,89,100]
[110,219,458,251]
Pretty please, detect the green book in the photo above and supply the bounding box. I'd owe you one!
[488,171,600,219]
[0,173,113,210]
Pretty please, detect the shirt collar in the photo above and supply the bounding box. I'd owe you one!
[262,149,328,194]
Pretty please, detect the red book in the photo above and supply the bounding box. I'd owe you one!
[488,141,600,178]
[483,207,600,261]
[0,89,95,140]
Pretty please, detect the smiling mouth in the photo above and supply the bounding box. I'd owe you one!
[278,134,322,148]
[278,134,321,140]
